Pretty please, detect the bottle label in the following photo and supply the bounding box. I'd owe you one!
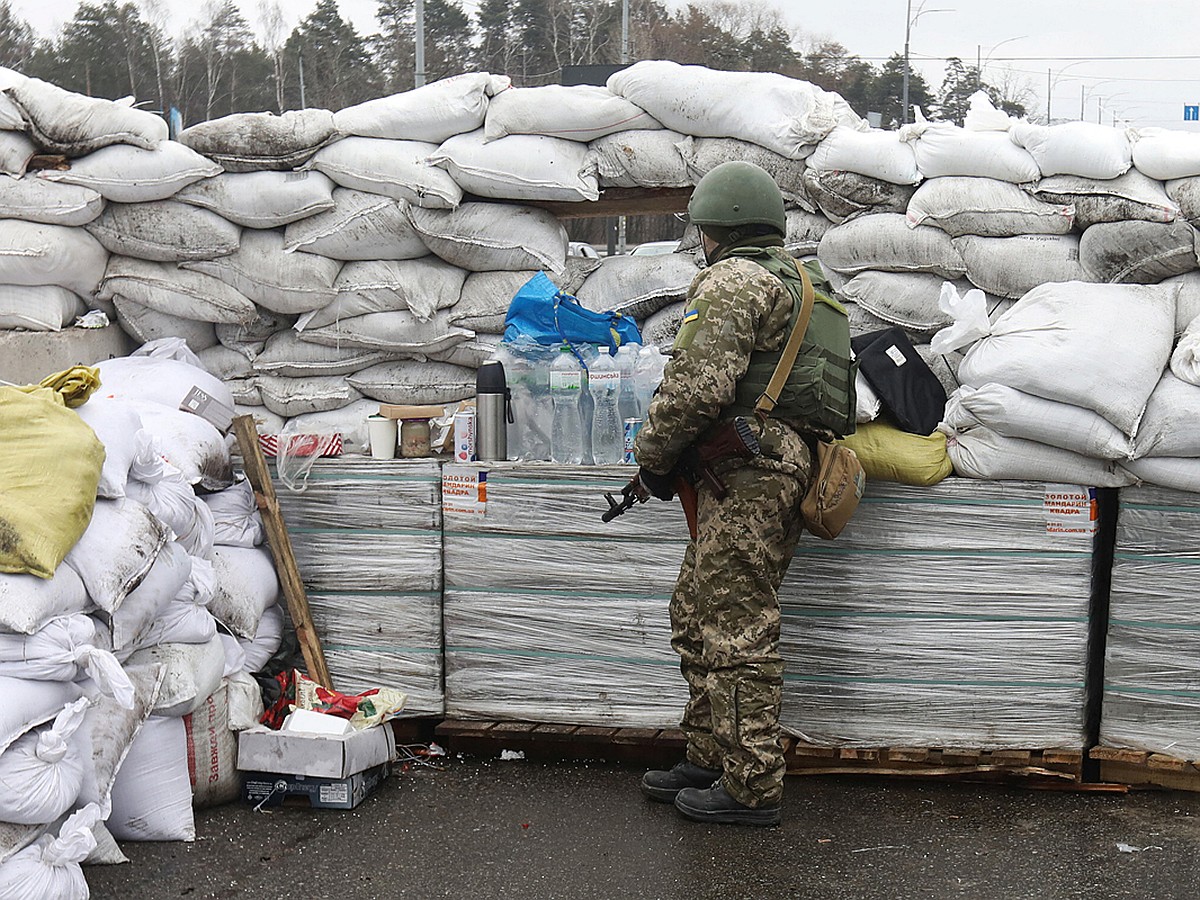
[550,371,582,391]
[589,371,621,389]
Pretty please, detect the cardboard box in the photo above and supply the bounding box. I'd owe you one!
[242,763,390,810]
[237,722,396,779]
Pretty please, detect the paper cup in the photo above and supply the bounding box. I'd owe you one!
[367,415,397,460]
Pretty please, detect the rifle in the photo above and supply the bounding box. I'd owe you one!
[600,417,762,539]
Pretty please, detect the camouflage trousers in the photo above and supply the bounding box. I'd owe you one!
[670,462,807,808]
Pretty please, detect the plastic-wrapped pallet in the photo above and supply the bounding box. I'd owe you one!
[1101,484,1200,761]
[441,463,689,728]
[779,478,1105,750]
[272,457,444,714]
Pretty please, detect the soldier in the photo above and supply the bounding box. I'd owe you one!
[634,160,856,826]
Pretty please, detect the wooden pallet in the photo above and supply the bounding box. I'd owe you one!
[435,720,687,766]
[1090,746,1200,792]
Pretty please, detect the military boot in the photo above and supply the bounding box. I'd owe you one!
[673,781,781,827]
[640,760,723,803]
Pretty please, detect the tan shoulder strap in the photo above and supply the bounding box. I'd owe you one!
[754,259,815,420]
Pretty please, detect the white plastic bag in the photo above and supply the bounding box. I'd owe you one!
[930,281,993,354]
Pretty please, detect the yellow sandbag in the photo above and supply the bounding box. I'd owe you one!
[35,365,101,408]
[840,420,953,487]
[0,384,105,578]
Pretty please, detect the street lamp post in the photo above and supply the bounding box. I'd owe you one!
[976,35,1026,90]
[902,0,952,125]
[415,0,426,88]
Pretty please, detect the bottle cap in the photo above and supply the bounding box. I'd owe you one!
[476,360,507,393]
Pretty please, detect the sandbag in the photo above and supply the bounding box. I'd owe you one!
[784,210,831,255]
[1079,219,1198,284]
[307,136,463,208]
[0,285,85,332]
[209,546,280,641]
[280,399,378,455]
[1031,169,1179,228]
[839,420,952,486]
[0,699,88,825]
[73,397,143,499]
[485,84,661,142]
[906,176,1074,237]
[298,257,466,328]
[575,253,701,319]
[451,270,539,333]
[837,271,972,336]
[1130,372,1200,459]
[1008,120,1134,179]
[0,804,99,900]
[677,135,810,208]
[238,604,285,673]
[202,480,263,549]
[608,60,859,159]
[216,307,295,355]
[407,201,567,273]
[256,374,362,418]
[899,119,1040,183]
[808,125,921,185]
[182,228,342,316]
[252,330,388,377]
[179,108,336,172]
[803,168,916,224]
[818,213,966,278]
[0,177,104,226]
[0,677,81,755]
[0,130,35,176]
[113,296,219,351]
[183,683,239,809]
[125,637,225,718]
[641,301,685,349]
[125,401,234,490]
[1120,457,1200,492]
[0,566,89,636]
[953,233,1091,299]
[125,455,215,558]
[85,200,241,262]
[0,220,108,296]
[1166,271,1200,333]
[196,345,255,381]
[6,76,167,154]
[283,190,429,260]
[64,497,167,614]
[174,170,336,228]
[107,714,195,840]
[38,140,220,202]
[333,72,510,142]
[106,541,192,651]
[590,129,692,189]
[944,424,1135,487]
[1167,176,1200,226]
[957,281,1178,435]
[130,556,218,650]
[95,354,235,421]
[0,617,130,704]
[426,332,503,368]
[0,386,104,579]
[348,360,476,404]
[1132,127,1200,180]
[430,130,600,202]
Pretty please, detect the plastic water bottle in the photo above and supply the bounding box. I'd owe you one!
[615,342,641,423]
[549,344,584,465]
[589,346,623,465]
[633,345,666,418]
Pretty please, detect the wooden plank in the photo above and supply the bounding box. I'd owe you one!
[434,720,497,739]
[1098,760,1200,793]
[231,415,332,688]
[1041,749,1084,766]
[990,750,1033,767]
[489,721,539,738]
[1147,753,1192,772]
[612,727,660,746]
[530,724,582,743]
[1090,747,1150,764]
[523,187,693,220]
[940,748,981,765]
[573,726,619,740]
[889,747,933,763]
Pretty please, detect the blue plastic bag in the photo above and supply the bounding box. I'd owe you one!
[502,272,641,352]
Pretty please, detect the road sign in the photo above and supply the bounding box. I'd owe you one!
[1186,105,1200,121]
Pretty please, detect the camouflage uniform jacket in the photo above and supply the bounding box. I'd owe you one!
[634,255,812,482]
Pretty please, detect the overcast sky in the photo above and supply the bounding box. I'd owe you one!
[9,0,1199,130]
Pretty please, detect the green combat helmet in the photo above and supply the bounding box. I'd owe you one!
[687,160,786,240]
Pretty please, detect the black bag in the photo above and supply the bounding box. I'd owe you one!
[851,327,947,435]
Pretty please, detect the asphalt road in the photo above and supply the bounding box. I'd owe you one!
[86,756,1200,900]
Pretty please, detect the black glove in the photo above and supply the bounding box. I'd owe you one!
[637,466,676,501]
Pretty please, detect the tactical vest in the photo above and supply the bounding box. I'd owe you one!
[725,248,857,437]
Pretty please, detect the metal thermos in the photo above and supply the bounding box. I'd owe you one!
[475,360,513,461]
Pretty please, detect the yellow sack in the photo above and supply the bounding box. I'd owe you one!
[0,377,106,578]
[839,420,953,487]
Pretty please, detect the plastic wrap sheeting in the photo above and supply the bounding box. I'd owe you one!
[271,457,443,713]
[1103,484,1200,759]
[442,463,689,726]
[780,478,1097,749]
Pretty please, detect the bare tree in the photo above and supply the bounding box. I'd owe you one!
[138,0,170,113]
[256,0,287,112]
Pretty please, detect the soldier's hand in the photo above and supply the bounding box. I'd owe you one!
[637,466,676,501]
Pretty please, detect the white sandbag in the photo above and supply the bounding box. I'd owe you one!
[784,210,832,255]
[641,301,685,349]
[0,804,99,899]
[219,633,245,678]
[1130,372,1200,458]
[85,200,240,262]
[1008,119,1134,179]
[252,330,388,377]
[1132,127,1200,180]
[0,285,85,331]
[957,281,1178,435]
[0,617,131,705]
[125,637,225,719]
[64,498,168,615]
[0,130,38,177]
[183,682,239,809]
[225,671,265,730]
[589,129,691,189]
[576,253,701,319]
[130,556,218,651]
[608,60,860,159]
[348,360,476,404]
[95,354,235,420]
[228,379,261,408]
[809,125,921,185]
[175,170,336,228]
[106,539,193,650]
[430,130,599,202]
[196,344,254,381]
[38,140,221,202]
[181,228,342,316]
[202,480,263,549]
[1079,219,1198,284]
[283,190,429,260]
[232,404,286,438]
[307,136,463,208]
[943,424,1135,487]
[98,258,254,326]
[0,177,104,226]
[256,374,362,418]
[900,119,1040,183]
[1167,176,1200,225]
[0,220,107,296]
[0,699,88,825]
[73,398,143,499]
[818,213,966,278]
[943,383,1133,460]
[451,270,536,333]
[1172,311,1200,381]
[209,546,280,641]
[238,603,284,674]
[425,332,503,368]
[125,402,234,491]
[907,176,1073,237]
[0,677,81,755]
[178,108,336,172]
[0,567,89,636]
[1120,457,1200,492]
[407,202,567,273]
[837,272,974,335]
[0,67,24,129]
[1031,169,1179,228]
[282,399,378,455]
[802,168,916,224]
[486,84,660,142]
[107,714,194,840]
[112,296,218,351]
[7,76,167,154]
[299,257,466,328]
[953,234,1091,299]
[215,307,295,355]
[333,72,511,143]
[677,136,810,208]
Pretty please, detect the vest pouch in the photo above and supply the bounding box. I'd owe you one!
[801,440,865,540]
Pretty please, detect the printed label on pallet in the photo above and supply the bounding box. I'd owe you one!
[443,467,487,516]
[1042,484,1098,538]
